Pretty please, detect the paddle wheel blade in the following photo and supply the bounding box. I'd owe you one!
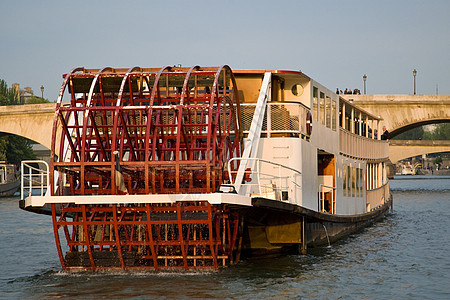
[52,202,241,270]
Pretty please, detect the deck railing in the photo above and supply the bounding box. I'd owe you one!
[241,102,311,138]
[21,160,49,200]
[366,182,389,211]
[340,128,389,159]
[319,184,336,214]
[227,157,302,202]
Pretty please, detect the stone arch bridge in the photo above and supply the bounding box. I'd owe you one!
[346,94,450,162]
[0,96,449,163]
[0,103,56,150]
[389,140,450,163]
[346,94,450,137]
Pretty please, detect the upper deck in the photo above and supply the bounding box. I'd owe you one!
[233,69,389,161]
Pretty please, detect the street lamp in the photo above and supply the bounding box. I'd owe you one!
[363,74,367,94]
[413,69,417,95]
[40,85,44,99]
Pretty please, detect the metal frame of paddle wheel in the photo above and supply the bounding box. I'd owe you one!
[49,66,243,270]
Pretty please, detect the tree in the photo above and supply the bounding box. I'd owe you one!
[392,123,450,140]
[0,138,7,161]
[0,79,19,106]
[432,123,450,140]
[0,79,37,164]
[26,94,51,104]
[3,135,36,165]
[393,126,424,140]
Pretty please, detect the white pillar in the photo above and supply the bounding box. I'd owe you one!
[351,107,355,134]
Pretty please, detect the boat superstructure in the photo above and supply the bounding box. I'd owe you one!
[20,65,392,271]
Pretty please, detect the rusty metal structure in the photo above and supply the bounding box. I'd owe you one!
[49,66,243,270]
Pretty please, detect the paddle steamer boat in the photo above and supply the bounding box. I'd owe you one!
[20,65,392,271]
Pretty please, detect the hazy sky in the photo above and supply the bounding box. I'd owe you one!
[1,0,449,101]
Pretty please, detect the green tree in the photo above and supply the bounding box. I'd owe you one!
[0,79,19,106]
[0,79,37,164]
[2,135,36,165]
[26,94,51,104]
[422,130,433,140]
[431,123,450,140]
[0,138,7,161]
[393,126,424,140]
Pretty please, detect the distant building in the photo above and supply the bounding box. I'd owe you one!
[423,124,437,132]
[12,83,34,104]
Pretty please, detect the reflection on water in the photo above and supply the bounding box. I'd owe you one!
[1,176,450,299]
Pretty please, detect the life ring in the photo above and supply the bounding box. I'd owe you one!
[306,110,312,136]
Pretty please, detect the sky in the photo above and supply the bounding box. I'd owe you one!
[1,0,449,101]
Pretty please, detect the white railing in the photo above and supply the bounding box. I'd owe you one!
[366,182,389,211]
[340,128,389,160]
[228,158,301,202]
[21,160,49,200]
[319,184,336,214]
[241,102,311,138]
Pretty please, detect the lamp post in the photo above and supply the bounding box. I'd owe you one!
[363,74,367,94]
[413,69,417,95]
[40,85,44,99]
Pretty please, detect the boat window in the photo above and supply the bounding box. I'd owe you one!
[352,167,356,197]
[332,100,336,131]
[326,96,331,128]
[348,165,352,196]
[366,167,370,190]
[313,87,318,121]
[291,84,303,96]
[374,163,378,188]
[345,104,352,131]
[359,168,364,196]
[320,92,325,125]
[361,117,367,137]
[355,114,360,135]
[343,164,347,196]
[356,168,360,197]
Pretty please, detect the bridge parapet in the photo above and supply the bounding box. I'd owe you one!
[342,94,450,136]
[389,140,450,146]
[389,140,450,163]
[344,94,450,103]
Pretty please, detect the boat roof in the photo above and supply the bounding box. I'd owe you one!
[233,69,311,79]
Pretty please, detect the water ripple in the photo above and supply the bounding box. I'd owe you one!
[1,179,450,299]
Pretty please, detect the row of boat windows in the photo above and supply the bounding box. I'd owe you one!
[312,87,337,131]
[343,165,364,197]
[343,162,387,197]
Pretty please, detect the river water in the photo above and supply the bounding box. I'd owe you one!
[1,176,449,299]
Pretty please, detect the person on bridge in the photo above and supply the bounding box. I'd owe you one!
[381,126,390,140]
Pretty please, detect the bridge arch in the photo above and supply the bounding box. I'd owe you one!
[388,140,450,163]
[389,119,450,138]
[0,103,56,150]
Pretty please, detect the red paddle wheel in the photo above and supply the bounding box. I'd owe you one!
[50,66,243,270]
